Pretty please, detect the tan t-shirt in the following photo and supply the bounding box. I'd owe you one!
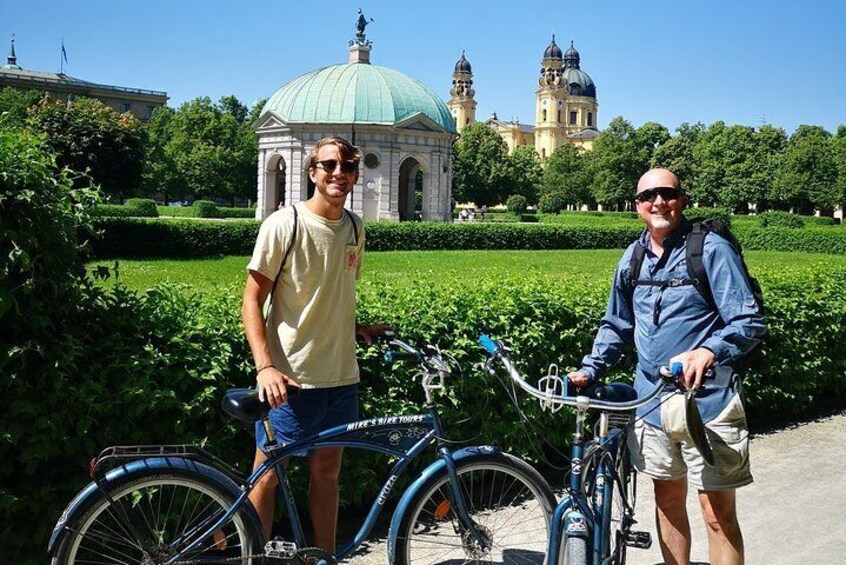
[247,203,364,388]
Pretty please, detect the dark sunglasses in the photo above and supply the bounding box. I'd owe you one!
[315,159,359,174]
[634,186,682,204]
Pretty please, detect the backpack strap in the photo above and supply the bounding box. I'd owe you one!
[626,242,647,296]
[685,222,714,307]
[269,206,299,306]
[344,208,360,247]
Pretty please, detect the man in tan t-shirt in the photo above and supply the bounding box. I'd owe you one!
[242,136,387,552]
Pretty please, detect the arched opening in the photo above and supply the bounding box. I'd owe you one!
[398,157,423,222]
[265,154,287,210]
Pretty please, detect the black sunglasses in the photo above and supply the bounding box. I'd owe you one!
[634,186,682,204]
[315,159,359,174]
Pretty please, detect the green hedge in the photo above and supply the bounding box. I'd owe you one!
[6,263,846,562]
[758,210,805,229]
[91,218,846,259]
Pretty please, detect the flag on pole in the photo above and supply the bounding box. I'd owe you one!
[61,39,68,64]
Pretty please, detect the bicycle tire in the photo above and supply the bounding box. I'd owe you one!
[392,452,555,564]
[558,535,588,565]
[52,467,263,565]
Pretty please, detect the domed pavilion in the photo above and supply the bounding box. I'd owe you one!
[254,17,457,221]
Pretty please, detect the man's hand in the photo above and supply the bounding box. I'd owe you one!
[669,348,716,390]
[567,370,591,388]
[257,367,299,408]
[356,323,392,344]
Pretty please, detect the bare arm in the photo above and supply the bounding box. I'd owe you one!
[242,270,297,408]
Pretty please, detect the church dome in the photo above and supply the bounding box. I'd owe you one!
[563,42,580,68]
[562,67,596,98]
[262,63,456,133]
[454,51,472,73]
[543,36,563,59]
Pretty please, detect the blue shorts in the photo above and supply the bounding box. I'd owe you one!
[255,384,359,457]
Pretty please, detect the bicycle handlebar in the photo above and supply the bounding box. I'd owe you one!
[479,334,676,412]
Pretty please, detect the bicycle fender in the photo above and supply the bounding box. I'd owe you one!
[386,445,501,563]
[48,456,247,555]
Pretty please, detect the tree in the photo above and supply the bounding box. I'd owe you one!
[831,125,846,210]
[542,144,592,206]
[636,121,671,162]
[452,122,510,206]
[773,125,838,213]
[0,87,44,127]
[249,97,268,125]
[26,97,146,199]
[588,117,647,209]
[142,96,258,205]
[504,145,542,205]
[652,122,705,197]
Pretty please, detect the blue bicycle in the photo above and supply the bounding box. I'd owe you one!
[479,334,694,565]
[49,334,556,564]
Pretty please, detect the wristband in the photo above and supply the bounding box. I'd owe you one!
[256,362,275,374]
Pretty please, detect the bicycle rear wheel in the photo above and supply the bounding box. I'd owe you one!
[53,471,262,564]
[392,452,555,564]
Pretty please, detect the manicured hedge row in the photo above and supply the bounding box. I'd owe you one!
[738,227,846,254]
[91,217,846,259]
[92,218,259,257]
[7,264,846,561]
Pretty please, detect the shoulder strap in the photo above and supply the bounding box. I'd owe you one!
[627,243,647,294]
[685,222,713,306]
[269,206,298,305]
[344,208,360,247]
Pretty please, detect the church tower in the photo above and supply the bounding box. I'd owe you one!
[447,51,476,133]
[535,35,568,159]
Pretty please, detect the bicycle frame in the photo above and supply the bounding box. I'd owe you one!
[547,408,624,563]
[159,402,489,564]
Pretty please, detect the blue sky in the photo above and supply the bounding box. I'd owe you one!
[4,0,844,134]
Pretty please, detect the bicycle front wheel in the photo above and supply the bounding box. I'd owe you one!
[393,452,555,564]
[53,470,262,565]
[558,535,588,565]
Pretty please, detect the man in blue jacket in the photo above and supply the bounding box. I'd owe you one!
[568,168,765,565]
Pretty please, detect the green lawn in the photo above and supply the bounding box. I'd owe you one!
[88,249,846,295]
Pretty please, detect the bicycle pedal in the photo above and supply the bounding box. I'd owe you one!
[625,530,652,549]
[265,538,298,559]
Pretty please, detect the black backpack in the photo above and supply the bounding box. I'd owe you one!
[626,219,764,314]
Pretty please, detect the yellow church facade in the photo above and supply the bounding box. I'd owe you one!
[448,36,599,157]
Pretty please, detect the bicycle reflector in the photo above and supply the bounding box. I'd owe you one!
[537,364,565,413]
[434,500,452,521]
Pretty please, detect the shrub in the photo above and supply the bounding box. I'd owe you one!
[802,215,837,227]
[506,194,528,214]
[192,199,220,218]
[538,192,567,214]
[738,227,846,254]
[758,210,805,229]
[124,197,159,217]
[218,206,256,219]
[684,206,732,227]
[91,203,140,217]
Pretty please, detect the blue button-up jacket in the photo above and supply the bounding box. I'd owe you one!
[579,221,766,427]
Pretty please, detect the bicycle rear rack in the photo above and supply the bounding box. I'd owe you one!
[90,445,248,487]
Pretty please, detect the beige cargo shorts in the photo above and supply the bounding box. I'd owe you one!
[628,392,753,490]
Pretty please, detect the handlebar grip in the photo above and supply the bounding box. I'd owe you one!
[671,361,684,377]
[478,334,499,355]
[384,350,421,364]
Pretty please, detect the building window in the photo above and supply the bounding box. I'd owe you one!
[542,109,547,122]
[541,148,546,158]
[569,111,577,125]
[587,112,593,127]
[465,118,470,125]
[364,152,380,169]
[122,102,132,113]
[557,110,561,122]
[146,105,155,120]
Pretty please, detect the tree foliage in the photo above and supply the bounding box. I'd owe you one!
[25,97,146,199]
[588,117,649,209]
[773,125,838,213]
[452,122,511,206]
[504,145,542,205]
[142,96,259,205]
[0,87,44,127]
[542,144,592,206]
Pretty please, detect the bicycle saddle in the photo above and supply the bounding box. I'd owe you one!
[222,388,272,423]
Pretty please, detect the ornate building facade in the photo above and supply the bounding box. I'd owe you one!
[0,38,167,122]
[448,36,599,156]
[253,19,457,221]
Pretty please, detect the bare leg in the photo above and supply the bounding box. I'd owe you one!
[698,489,743,565]
[654,478,691,565]
[308,446,344,553]
[248,448,281,540]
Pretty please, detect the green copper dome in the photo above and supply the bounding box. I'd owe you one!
[262,63,456,134]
